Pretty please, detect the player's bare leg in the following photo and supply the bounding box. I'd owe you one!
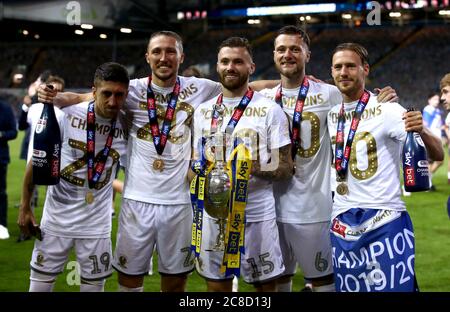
[254,280,277,292]
[206,279,233,292]
[161,274,188,292]
[118,272,144,292]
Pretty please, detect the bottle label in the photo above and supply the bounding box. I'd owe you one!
[35,119,47,134]
[51,143,60,177]
[33,149,47,158]
[417,160,428,167]
[413,133,425,147]
[51,159,59,177]
[405,167,415,186]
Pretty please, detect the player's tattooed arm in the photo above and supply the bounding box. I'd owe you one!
[17,161,38,236]
[251,144,294,181]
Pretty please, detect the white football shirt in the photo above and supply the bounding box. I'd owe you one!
[37,102,128,238]
[260,80,342,223]
[327,93,407,220]
[122,76,221,205]
[193,91,291,222]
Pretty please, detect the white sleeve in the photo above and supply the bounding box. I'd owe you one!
[267,103,291,150]
[329,85,343,108]
[384,102,407,142]
[203,79,222,101]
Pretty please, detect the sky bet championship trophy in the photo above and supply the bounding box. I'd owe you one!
[204,110,230,251]
[190,102,252,276]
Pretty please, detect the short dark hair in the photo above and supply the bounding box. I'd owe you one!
[45,75,65,91]
[94,62,130,87]
[333,43,369,65]
[149,30,184,53]
[275,25,310,49]
[218,37,253,59]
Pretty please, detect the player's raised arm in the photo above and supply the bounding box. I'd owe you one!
[37,84,93,108]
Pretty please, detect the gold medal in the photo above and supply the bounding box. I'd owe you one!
[85,191,94,204]
[336,182,349,195]
[153,159,165,172]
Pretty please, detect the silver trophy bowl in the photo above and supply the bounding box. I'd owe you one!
[205,161,230,219]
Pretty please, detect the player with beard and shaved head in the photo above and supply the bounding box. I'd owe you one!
[191,37,293,292]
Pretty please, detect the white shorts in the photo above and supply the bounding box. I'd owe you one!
[30,232,112,281]
[196,216,284,284]
[278,221,333,279]
[113,198,195,276]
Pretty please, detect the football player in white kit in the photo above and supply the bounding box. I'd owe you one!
[18,62,130,292]
[259,26,398,292]
[327,43,443,292]
[191,37,293,292]
[259,25,340,292]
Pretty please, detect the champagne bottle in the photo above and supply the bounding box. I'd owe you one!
[32,85,61,185]
[402,107,430,192]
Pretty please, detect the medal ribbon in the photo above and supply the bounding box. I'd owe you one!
[335,90,370,180]
[86,100,116,189]
[221,140,251,277]
[274,77,309,160]
[147,76,181,155]
[211,89,254,135]
[190,137,212,257]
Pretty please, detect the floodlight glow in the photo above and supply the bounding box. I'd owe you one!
[100,34,108,39]
[75,29,84,35]
[81,24,93,29]
[247,19,261,24]
[247,3,336,16]
[439,10,450,16]
[120,28,132,33]
[342,13,352,19]
[389,12,402,18]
